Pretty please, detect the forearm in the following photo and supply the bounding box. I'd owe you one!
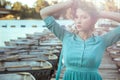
[40,1,72,19]
[100,11,120,22]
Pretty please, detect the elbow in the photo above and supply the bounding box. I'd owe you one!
[40,9,50,19]
[40,9,47,19]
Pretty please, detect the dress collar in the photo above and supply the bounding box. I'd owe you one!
[75,33,95,42]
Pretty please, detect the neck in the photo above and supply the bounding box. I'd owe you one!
[78,31,93,40]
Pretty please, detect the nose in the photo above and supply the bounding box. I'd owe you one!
[77,21,81,24]
[75,18,82,24]
[76,18,82,24]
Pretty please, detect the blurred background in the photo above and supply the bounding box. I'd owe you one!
[0,1,120,80]
[0,0,120,20]
[0,0,120,46]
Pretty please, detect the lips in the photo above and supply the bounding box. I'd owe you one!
[76,24,81,28]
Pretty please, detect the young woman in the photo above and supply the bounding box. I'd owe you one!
[40,0,120,80]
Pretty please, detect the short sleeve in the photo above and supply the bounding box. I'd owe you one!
[102,25,120,48]
[43,16,69,41]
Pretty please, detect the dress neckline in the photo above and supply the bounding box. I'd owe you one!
[75,34,95,42]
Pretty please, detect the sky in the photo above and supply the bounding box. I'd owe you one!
[6,0,120,8]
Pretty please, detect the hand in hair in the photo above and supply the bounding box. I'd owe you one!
[40,0,74,19]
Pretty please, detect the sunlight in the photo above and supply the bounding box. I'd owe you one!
[6,0,37,7]
[5,0,120,9]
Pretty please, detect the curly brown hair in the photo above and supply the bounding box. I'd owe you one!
[71,1,99,20]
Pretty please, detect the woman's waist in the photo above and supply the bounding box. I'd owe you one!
[66,66,98,72]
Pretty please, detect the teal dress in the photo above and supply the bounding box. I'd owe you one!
[43,16,120,80]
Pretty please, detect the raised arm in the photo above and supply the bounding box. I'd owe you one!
[40,1,73,41]
[40,1,73,19]
[100,11,120,48]
[99,11,120,22]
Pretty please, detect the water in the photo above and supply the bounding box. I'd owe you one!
[0,20,73,46]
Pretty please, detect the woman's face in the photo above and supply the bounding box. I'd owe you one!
[74,8,95,32]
